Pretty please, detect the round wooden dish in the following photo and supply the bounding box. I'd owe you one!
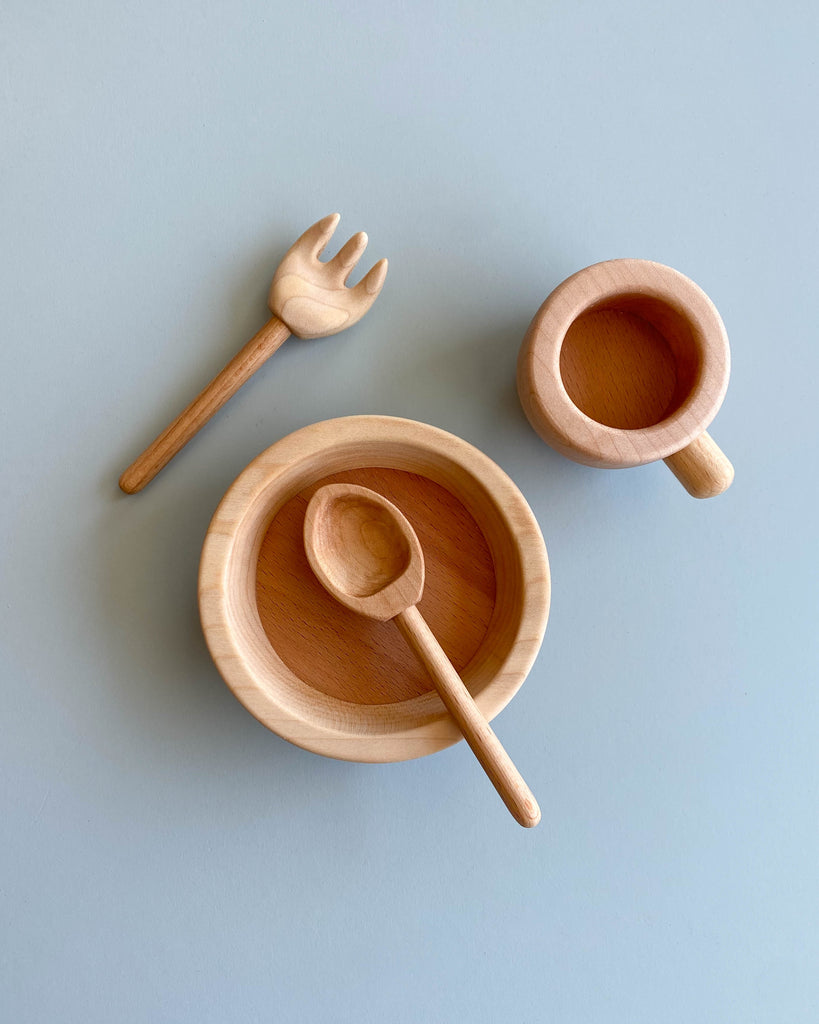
[198,415,550,762]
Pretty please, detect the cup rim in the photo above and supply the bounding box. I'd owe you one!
[518,259,731,467]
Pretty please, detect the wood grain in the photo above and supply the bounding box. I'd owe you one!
[119,214,387,493]
[395,604,541,827]
[268,213,388,340]
[299,481,539,827]
[664,431,735,498]
[560,309,680,429]
[518,259,733,497]
[303,483,426,621]
[119,317,290,494]
[199,415,550,764]
[256,467,495,705]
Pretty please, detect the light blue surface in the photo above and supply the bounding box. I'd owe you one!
[2,2,817,1021]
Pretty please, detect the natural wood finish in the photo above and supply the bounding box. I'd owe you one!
[303,482,540,827]
[119,213,388,494]
[560,309,681,429]
[518,259,733,498]
[395,606,541,828]
[198,415,551,766]
[255,467,495,705]
[664,431,735,498]
[303,484,425,621]
[119,317,290,494]
[268,213,388,340]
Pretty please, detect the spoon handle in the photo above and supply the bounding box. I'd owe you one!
[119,316,291,494]
[394,605,541,828]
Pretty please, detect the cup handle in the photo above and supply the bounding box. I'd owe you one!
[663,431,734,499]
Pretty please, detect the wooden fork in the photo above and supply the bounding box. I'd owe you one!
[119,214,388,493]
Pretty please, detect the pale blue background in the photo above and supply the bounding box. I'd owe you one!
[2,2,817,1021]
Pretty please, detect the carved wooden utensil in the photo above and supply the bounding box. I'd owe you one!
[517,259,733,498]
[119,214,388,494]
[303,482,541,828]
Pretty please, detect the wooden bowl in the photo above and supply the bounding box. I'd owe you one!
[198,415,550,762]
[517,259,734,498]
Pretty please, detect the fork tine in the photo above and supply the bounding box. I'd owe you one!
[331,231,369,282]
[294,212,341,259]
[353,257,389,299]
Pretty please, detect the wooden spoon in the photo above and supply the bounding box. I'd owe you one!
[303,482,541,828]
[119,214,388,494]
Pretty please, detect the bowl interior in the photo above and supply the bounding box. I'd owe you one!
[201,418,549,762]
[559,293,702,429]
[255,466,497,705]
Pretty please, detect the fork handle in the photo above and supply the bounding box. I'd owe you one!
[119,316,291,494]
[394,605,541,828]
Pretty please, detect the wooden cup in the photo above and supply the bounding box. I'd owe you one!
[517,259,733,498]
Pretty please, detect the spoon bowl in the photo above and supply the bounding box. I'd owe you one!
[304,484,423,619]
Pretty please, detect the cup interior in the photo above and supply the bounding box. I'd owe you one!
[558,293,702,429]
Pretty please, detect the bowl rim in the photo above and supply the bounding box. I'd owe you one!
[198,415,551,763]
[517,259,731,467]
